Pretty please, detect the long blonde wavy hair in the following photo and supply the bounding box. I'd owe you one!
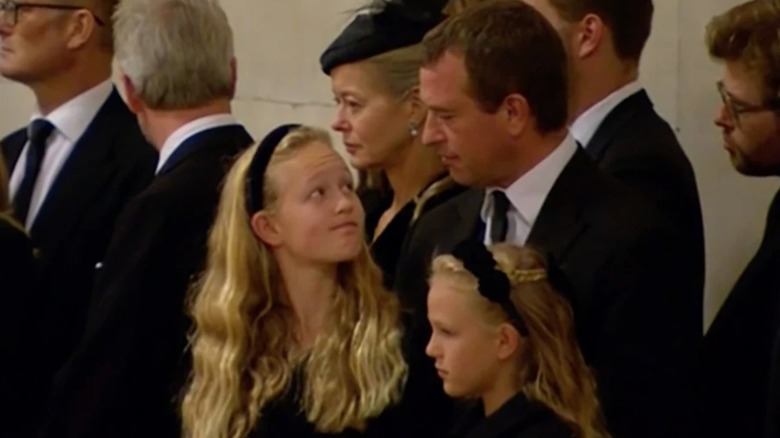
[431,243,610,438]
[182,126,408,438]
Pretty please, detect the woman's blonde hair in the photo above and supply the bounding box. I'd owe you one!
[431,243,610,438]
[182,126,408,438]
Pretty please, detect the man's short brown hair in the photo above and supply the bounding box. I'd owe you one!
[548,0,654,62]
[707,0,780,103]
[422,0,568,134]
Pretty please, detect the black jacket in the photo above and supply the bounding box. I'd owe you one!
[1,89,156,437]
[451,393,573,438]
[704,188,780,438]
[585,89,705,330]
[361,173,464,289]
[38,124,253,438]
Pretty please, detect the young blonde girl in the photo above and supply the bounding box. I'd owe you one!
[183,124,451,438]
[426,241,610,438]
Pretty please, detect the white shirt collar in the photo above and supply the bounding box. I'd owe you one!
[156,113,239,173]
[480,133,578,230]
[30,79,114,142]
[570,80,643,147]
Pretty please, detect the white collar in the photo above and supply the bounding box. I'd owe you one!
[156,113,239,173]
[30,79,113,142]
[570,80,643,147]
[480,134,578,229]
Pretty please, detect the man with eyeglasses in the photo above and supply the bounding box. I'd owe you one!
[0,0,155,434]
[703,1,780,437]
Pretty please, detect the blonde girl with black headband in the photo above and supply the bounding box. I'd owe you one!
[183,124,452,438]
[426,241,610,438]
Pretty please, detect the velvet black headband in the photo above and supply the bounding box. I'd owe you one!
[450,240,531,336]
[245,123,302,214]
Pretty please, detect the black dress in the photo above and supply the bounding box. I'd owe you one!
[251,314,454,437]
[361,173,464,289]
[451,393,574,438]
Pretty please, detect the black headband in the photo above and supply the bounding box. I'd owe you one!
[450,240,530,336]
[245,123,302,214]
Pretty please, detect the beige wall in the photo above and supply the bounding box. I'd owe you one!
[0,0,774,330]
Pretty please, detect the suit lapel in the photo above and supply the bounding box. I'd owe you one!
[586,90,650,160]
[526,148,594,263]
[29,90,126,256]
[1,129,29,171]
[439,188,484,253]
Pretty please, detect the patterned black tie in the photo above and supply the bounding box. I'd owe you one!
[489,191,510,243]
[13,119,55,225]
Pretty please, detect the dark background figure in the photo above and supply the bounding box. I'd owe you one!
[0,152,38,438]
[37,0,252,437]
[524,0,705,334]
[0,0,155,434]
[703,2,780,437]
[397,2,700,436]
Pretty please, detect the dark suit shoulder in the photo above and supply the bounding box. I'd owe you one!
[1,127,26,148]
[453,393,574,438]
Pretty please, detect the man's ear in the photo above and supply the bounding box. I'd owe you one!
[229,57,238,99]
[121,75,144,115]
[64,10,96,51]
[250,211,282,247]
[573,13,605,59]
[502,94,530,138]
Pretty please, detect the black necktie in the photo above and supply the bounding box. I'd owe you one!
[489,191,510,243]
[13,119,55,225]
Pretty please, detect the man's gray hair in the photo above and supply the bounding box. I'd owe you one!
[113,0,235,109]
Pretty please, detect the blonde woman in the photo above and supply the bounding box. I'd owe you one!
[321,0,465,290]
[182,124,453,438]
[426,241,610,438]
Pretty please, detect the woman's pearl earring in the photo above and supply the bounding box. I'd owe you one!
[409,123,420,137]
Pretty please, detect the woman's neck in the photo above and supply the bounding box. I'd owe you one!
[384,139,445,210]
[277,255,339,349]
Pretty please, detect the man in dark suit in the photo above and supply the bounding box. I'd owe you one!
[0,0,155,434]
[37,0,252,437]
[523,0,705,322]
[702,2,780,437]
[396,2,700,437]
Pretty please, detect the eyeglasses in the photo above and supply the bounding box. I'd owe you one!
[717,81,780,126]
[0,0,105,27]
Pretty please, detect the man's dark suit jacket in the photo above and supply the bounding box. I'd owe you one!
[766,317,780,438]
[37,124,253,438]
[585,89,705,327]
[0,89,156,437]
[704,188,780,438]
[395,148,700,438]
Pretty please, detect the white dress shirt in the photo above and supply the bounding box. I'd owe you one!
[155,114,240,174]
[9,79,114,230]
[570,80,643,147]
[480,134,578,245]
